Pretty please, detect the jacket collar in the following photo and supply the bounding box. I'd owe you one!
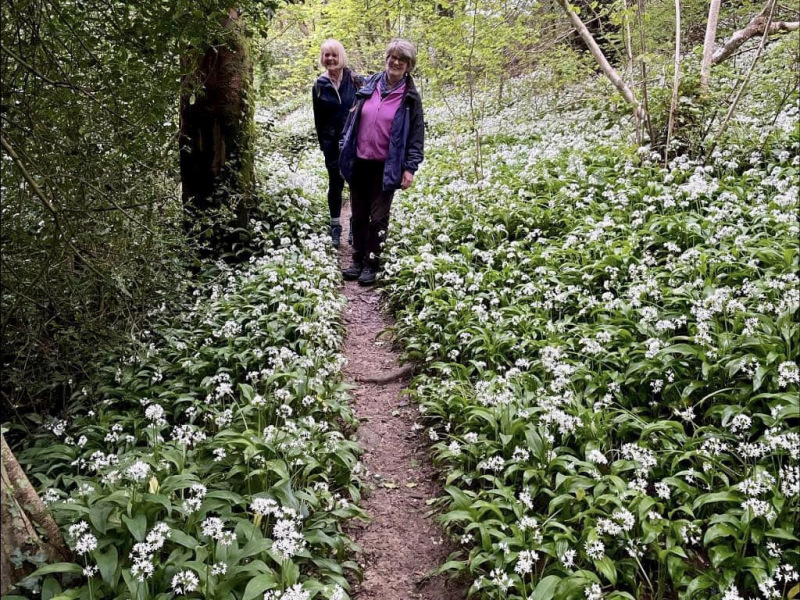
[317,68,350,89]
[357,72,420,103]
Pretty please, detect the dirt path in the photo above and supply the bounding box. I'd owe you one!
[337,203,464,600]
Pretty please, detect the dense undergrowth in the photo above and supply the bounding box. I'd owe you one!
[381,38,800,600]
[5,121,363,600]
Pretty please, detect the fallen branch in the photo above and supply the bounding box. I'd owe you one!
[712,4,798,65]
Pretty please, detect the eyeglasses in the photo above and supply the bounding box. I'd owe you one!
[387,54,408,64]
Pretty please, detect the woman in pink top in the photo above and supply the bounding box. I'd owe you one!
[338,39,425,286]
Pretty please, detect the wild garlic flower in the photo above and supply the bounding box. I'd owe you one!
[250,497,279,516]
[264,584,310,600]
[171,424,207,448]
[777,361,799,387]
[585,583,604,600]
[514,550,539,575]
[83,565,98,578]
[560,548,576,568]
[125,460,150,482]
[584,539,605,560]
[171,570,199,595]
[489,568,512,591]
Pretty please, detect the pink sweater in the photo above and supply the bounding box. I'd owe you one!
[356,82,406,161]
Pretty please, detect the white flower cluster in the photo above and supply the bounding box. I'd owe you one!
[201,516,237,546]
[130,522,170,581]
[68,521,97,555]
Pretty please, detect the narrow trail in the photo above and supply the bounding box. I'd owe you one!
[337,202,464,600]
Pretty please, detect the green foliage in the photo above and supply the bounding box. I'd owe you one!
[379,52,799,599]
[6,130,363,598]
[0,0,284,412]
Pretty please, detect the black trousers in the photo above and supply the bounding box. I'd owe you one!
[350,159,395,265]
[326,166,345,219]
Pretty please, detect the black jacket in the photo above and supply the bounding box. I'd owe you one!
[339,72,424,191]
[312,68,362,170]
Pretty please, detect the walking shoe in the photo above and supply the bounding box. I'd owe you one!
[342,260,363,281]
[330,224,342,248]
[347,216,354,246]
[357,264,377,286]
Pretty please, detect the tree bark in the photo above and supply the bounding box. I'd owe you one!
[180,9,255,251]
[699,0,722,91]
[665,0,681,161]
[1,435,71,595]
[553,0,645,122]
[711,3,798,65]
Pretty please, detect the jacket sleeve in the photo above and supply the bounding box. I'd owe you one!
[403,97,425,174]
[311,84,324,150]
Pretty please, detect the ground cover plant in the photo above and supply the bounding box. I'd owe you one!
[380,39,800,600]
[3,116,364,600]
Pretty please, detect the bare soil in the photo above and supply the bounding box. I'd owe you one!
[338,203,466,600]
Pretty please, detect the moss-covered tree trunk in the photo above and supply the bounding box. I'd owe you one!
[180,9,255,252]
[1,436,71,594]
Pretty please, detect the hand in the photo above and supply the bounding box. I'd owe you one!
[401,170,414,190]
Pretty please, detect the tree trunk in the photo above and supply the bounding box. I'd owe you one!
[636,0,656,142]
[665,0,681,161]
[699,0,722,91]
[180,9,255,252]
[554,0,645,122]
[1,435,71,595]
[711,2,798,65]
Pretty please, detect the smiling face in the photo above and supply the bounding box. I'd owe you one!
[385,53,409,82]
[322,49,341,71]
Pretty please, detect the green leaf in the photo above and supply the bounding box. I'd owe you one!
[594,556,617,585]
[242,573,277,600]
[170,530,199,549]
[122,513,147,541]
[693,491,741,510]
[531,575,561,600]
[703,522,737,545]
[95,545,118,584]
[28,563,84,578]
[41,577,62,600]
[766,528,799,541]
[708,545,736,568]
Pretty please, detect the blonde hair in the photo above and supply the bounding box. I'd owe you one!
[319,39,347,70]
[385,38,417,73]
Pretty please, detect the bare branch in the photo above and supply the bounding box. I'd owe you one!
[712,3,798,65]
[553,0,645,121]
[708,0,778,157]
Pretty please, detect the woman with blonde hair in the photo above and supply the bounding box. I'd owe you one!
[338,38,424,285]
[312,39,363,247]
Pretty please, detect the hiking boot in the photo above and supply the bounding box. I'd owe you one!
[357,264,377,286]
[330,224,342,248]
[342,260,363,281]
[347,216,354,246]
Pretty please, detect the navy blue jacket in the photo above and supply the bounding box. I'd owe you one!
[312,68,362,170]
[339,72,424,191]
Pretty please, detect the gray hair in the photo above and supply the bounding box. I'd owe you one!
[385,38,417,73]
